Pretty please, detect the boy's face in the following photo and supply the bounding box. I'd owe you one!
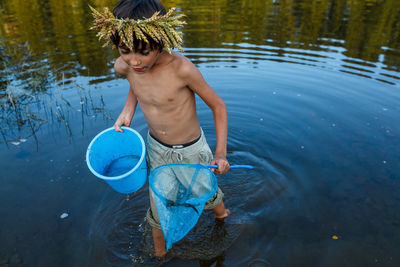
[118,42,162,74]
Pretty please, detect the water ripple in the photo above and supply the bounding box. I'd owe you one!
[185,43,400,86]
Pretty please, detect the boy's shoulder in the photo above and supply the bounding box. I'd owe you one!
[169,52,199,79]
[114,57,129,76]
[113,51,198,79]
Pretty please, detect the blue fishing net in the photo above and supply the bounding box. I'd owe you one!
[149,163,218,251]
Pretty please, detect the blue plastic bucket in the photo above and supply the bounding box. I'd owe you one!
[86,126,147,194]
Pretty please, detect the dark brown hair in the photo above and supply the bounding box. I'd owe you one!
[111,0,166,52]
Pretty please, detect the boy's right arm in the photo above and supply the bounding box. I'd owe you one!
[114,87,138,132]
[113,57,138,132]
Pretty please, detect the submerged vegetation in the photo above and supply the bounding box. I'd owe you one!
[0,41,112,149]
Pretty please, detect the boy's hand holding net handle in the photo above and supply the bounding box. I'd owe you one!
[204,165,254,170]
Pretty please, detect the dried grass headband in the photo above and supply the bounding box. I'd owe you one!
[89,5,186,53]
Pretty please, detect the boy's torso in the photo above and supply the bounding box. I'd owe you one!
[123,52,201,145]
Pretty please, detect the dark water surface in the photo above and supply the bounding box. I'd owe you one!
[1,0,400,266]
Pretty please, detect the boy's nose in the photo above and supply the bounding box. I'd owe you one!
[129,55,141,66]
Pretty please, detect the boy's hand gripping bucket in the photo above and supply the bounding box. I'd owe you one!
[86,126,147,193]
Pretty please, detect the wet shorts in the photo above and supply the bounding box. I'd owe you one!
[145,128,224,230]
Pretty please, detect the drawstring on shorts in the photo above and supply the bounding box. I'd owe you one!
[164,148,183,162]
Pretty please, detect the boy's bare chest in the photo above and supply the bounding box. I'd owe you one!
[129,75,187,107]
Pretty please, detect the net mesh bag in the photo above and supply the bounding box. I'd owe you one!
[149,163,218,251]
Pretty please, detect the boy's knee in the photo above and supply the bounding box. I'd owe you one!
[146,208,162,230]
[204,187,224,210]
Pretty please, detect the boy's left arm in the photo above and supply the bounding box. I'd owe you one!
[179,58,230,174]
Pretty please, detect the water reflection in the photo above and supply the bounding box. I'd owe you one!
[1,0,400,82]
[186,41,399,85]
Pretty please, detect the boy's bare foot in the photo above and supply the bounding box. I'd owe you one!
[155,253,166,261]
[154,250,166,261]
[215,209,230,221]
[212,200,229,220]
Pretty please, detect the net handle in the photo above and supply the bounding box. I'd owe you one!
[204,164,254,170]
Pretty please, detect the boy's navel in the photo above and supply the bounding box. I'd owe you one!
[168,98,173,102]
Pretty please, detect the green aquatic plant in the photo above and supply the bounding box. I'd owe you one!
[0,42,113,148]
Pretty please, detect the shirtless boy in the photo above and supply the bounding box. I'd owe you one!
[90,0,230,257]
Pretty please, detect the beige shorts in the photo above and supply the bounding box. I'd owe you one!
[145,129,224,230]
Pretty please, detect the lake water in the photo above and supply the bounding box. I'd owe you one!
[103,155,141,177]
[1,0,400,266]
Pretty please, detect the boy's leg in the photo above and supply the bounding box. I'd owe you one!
[147,190,167,258]
[212,199,230,220]
[205,187,229,219]
[147,207,166,258]
[152,228,166,258]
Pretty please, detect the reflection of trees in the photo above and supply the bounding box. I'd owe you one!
[178,0,400,69]
[1,0,400,72]
[297,0,330,44]
[0,0,116,78]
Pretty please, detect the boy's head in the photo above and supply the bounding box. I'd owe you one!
[111,0,166,52]
[113,0,166,20]
[89,0,186,53]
